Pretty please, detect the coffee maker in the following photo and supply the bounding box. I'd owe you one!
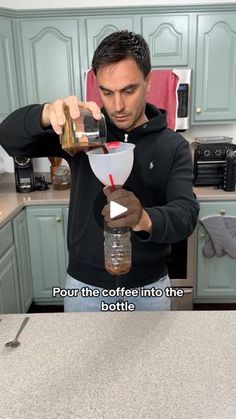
[14,157,35,193]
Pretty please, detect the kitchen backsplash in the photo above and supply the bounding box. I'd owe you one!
[183,123,236,145]
[0,123,236,173]
[0,146,68,173]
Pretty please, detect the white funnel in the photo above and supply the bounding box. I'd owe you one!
[86,142,135,186]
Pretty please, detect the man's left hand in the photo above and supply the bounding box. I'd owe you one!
[102,187,152,233]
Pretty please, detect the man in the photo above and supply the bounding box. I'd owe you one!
[0,31,199,311]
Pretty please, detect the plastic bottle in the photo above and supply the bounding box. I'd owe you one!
[104,221,131,275]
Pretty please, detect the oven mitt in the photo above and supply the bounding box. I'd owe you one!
[200,215,236,258]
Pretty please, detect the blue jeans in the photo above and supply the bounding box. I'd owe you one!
[64,274,171,312]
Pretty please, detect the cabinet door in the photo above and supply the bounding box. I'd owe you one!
[17,19,81,104]
[196,201,236,299]
[0,247,21,314]
[0,18,19,122]
[13,210,33,312]
[27,207,67,302]
[80,16,136,98]
[141,14,189,67]
[194,14,236,123]
[83,16,135,70]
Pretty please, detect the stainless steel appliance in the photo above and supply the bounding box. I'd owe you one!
[174,69,191,131]
[14,157,35,193]
[167,236,194,310]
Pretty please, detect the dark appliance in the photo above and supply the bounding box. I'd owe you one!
[223,150,236,191]
[193,142,236,189]
[14,157,35,193]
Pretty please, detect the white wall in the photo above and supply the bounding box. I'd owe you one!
[0,0,236,9]
[1,0,236,172]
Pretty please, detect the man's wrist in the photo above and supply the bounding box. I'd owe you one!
[40,103,50,128]
[132,209,152,233]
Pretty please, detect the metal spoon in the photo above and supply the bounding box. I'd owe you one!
[5,317,29,348]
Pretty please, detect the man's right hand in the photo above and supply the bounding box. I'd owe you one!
[40,95,102,135]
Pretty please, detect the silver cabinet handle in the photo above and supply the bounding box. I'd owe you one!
[219,210,226,215]
[56,217,62,223]
[196,107,202,114]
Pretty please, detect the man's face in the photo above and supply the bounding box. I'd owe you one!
[96,59,151,132]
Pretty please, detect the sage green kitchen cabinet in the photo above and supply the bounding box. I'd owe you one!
[195,201,236,302]
[12,210,33,312]
[15,19,82,105]
[0,222,21,314]
[27,206,67,303]
[79,15,137,97]
[193,13,236,124]
[0,17,19,122]
[141,14,190,67]
[1,5,236,125]
[81,16,136,68]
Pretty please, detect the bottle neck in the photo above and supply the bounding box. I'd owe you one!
[104,220,130,234]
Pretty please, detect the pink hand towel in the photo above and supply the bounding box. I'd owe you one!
[85,68,179,130]
[85,68,103,108]
[147,70,179,131]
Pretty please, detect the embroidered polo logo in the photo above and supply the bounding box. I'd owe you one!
[149,161,154,169]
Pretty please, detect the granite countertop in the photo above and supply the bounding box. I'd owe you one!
[0,311,235,418]
[0,173,236,228]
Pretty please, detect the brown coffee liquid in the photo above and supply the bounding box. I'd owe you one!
[63,143,109,156]
[105,260,131,275]
[101,145,109,154]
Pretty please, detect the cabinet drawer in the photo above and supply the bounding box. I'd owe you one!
[0,222,13,259]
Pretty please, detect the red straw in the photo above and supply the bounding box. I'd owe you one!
[109,174,115,191]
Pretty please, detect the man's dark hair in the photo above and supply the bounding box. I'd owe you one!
[92,30,151,78]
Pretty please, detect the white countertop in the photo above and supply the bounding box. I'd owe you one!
[0,312,236,419]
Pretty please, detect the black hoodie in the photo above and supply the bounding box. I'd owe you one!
[0,103,199,289]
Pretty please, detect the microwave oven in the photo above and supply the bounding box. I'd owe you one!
[173,69,191,131]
